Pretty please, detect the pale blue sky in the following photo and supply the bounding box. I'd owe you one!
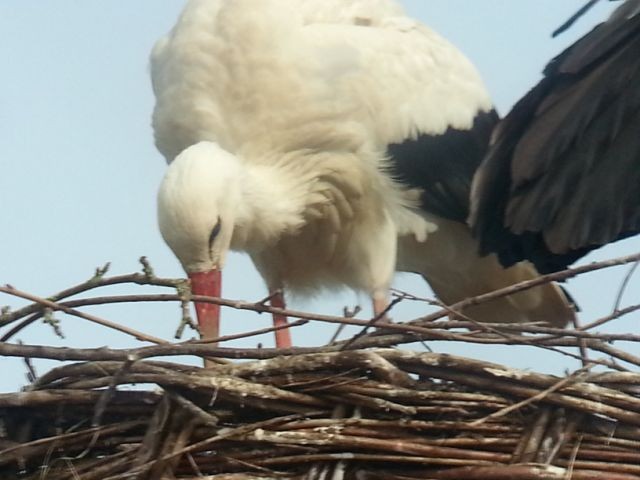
[1,1,638,392]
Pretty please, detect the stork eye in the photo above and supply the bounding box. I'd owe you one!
[208,216,222,250]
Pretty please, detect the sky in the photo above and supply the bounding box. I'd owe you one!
[1,1,638,392]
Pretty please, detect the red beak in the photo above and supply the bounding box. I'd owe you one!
[188,269,221,342]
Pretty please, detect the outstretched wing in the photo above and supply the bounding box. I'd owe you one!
[470,0,640,273]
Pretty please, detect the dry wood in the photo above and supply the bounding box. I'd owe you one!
[2,254,640,479]
[2,349,639,478]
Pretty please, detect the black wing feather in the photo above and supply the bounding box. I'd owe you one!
[470,0,640,273]
[388,109,498,223]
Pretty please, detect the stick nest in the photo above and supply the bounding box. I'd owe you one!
[1,349,639,479]
[1,256,640,479]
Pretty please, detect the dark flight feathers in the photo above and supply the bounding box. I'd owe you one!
[470,1,640,273]
[388,110,498,223]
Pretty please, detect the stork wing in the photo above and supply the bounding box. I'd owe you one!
[470,0,640,273]
[300,13,496,223]
[387,110,497,223]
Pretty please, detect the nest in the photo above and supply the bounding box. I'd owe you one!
[1,254,640,479]
[2,350,640,479]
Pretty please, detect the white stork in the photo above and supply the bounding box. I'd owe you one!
[152,0,575,348]
[470,0,640,274]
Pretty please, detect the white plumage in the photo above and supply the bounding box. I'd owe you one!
[151,0,491,157]
[152,0,575,348]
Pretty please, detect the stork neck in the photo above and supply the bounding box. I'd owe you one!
[232,161,310,251]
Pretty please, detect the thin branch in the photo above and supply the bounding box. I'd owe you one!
[612,261,639,312]
[0,271,184,327]
[0,285,168,345]
[581,303,640,331]
[340,295,405,350]
[571,314,590,368]
[552,0,602,37]
[406,251,640,328]
[471,365,593,426]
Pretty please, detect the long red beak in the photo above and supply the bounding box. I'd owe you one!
[188,269,221,342]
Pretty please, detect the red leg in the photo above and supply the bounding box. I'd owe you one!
[270,290,292,348]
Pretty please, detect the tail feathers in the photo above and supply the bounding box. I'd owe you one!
[397,218,576,328]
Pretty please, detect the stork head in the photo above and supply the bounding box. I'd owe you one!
[157,141,243,340]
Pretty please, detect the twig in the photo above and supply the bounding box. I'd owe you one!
[571,315,590,368]
[42,308,64,338]
[192,319,309,345]
[103,413,322,480]
[327,305,361,346]
[340,295,405,350]
[613,261,639,312]
[0,285,168,345]
[565,435,584,480]
[73,358,139,460]
[166,390,219,427]
[552,0,602,37]
[580,303,640,331]
[92,357,137,427]
[471,366,593,426]
[0,272,183,327]
[139,256,154,279]
[2,324,639,372]
[413,252,640,324]
[19,340,38,383]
